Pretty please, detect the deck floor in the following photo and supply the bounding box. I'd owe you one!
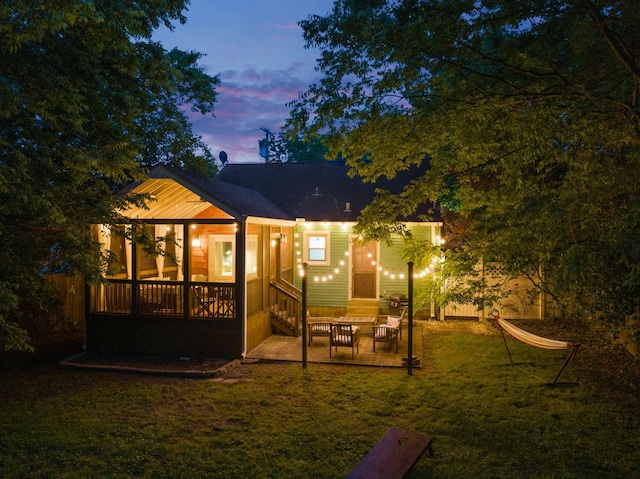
[246,324,423,368]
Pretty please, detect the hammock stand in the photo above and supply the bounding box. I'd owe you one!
[493,315,580,385]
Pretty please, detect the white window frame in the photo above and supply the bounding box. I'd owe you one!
[303,231,330,265]
[208,235,235,282]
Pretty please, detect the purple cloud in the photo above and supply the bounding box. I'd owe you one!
[153,0,334,163]
[186,64,321,163]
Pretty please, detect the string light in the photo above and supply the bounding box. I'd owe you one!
[295,229,443,283]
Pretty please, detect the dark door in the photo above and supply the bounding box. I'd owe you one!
[352,238,377,299]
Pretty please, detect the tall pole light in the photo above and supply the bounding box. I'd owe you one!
[408,261,414,376]
[301,262,308,368]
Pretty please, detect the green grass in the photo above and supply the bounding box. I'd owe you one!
[1,329,639,478]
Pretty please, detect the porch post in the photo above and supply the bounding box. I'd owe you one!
[301,262,308,369]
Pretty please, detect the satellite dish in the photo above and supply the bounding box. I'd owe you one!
[219,151,228,164]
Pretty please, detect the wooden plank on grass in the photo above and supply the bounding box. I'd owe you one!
[345,427,434,479]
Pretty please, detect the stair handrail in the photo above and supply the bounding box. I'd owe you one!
[270,279,302,300]
[269,281,302,336]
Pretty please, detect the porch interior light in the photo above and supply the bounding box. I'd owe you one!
[192,235,201,248]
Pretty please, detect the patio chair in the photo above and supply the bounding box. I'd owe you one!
[307,311,333,346]
[330,323,360,359]
[372,318,400,353]
[194,286,216,316]
[377,308,405,339]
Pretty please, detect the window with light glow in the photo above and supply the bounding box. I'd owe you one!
[304,232,330,265]
[246,235,258,278]
[208,235,235,282]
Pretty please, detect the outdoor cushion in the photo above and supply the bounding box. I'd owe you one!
[375,325,397,338]
[387,316,401,329]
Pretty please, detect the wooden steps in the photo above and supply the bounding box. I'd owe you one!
[344,300,380,318]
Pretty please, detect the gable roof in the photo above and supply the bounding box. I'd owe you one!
[120,165,290,221]
[125,162,437,223]
[165,166,291,220]
[216,161,436,222]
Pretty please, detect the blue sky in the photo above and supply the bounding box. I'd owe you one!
[154,0,335,163]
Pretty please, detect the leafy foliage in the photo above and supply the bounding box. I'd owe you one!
[291,0,640,324]
[0,1,220,349]
[259,129,330,163]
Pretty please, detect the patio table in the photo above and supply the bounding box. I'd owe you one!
[337,316,377,334]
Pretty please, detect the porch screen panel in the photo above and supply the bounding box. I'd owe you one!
[137,224,182,281]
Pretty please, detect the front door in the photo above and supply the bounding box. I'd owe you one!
[351,237,377,299]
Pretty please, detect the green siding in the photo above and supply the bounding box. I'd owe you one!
[379,233,408,299]
[379,226,438,303]
[293,223,440,309]
[294,224,351,307]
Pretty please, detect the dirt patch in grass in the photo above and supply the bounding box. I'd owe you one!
[421,318,496,336]
[58,352,236,379]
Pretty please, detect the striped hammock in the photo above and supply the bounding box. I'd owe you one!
[495,316,577,351]
[493,315,580,384]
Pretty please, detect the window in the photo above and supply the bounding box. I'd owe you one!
[208,235,235,282]
[136,224,183,281]
[246,235,258,278]
[304,232,330,265]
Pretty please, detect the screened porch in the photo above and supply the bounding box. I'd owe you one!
[89,221,243,321]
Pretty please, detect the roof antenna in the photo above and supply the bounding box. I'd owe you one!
[312,187,321,197]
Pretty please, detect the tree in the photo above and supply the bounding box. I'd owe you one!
[0,1,220,350]
[290,0,640,325]
[258,130,330,163]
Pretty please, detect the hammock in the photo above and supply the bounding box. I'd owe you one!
[493,315,580,385]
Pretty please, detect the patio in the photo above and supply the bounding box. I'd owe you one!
[245,323,423,368]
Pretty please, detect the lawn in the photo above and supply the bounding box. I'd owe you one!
[1,322,638,478]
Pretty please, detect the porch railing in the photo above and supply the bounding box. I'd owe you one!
[269,281,302,336]
[90,280,237,320]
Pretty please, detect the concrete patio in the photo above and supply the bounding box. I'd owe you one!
[245,323,423,368]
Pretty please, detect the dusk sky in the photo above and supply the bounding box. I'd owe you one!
[153,0,336,164]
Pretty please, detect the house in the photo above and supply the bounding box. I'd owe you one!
[86,161,442,359]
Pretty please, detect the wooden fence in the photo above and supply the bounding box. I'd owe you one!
[43,274,85,335]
